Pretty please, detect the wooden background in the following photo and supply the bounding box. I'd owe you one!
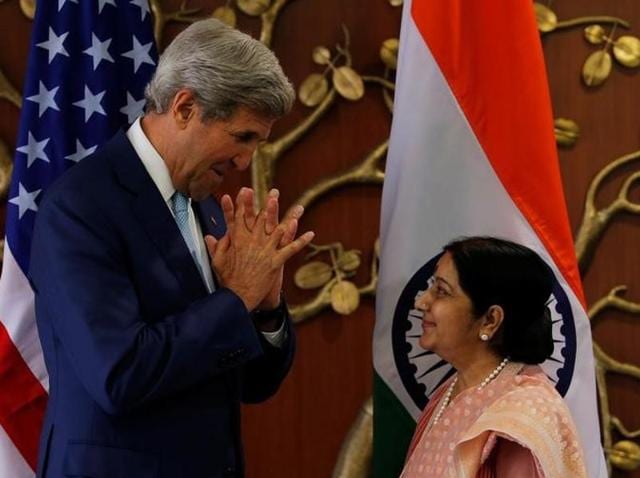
[0,1,638,477]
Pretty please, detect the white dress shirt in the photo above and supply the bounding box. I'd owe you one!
[126,117,285,346]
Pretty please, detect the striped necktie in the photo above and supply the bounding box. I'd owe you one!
[170,191,198,263]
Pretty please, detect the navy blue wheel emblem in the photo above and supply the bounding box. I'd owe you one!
[391,253,577,411]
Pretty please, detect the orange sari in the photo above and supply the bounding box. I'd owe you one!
[400,363,587,478]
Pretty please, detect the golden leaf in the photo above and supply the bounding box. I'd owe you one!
[19,0,35,20]
[236,0,271,16]
[584,25,606,45]
[582,50,612,87]
[380,38,399,70]
[0,68,22,108]
[330,281,360,315]
[554,118,580,147]
[609,441,640,471]
[212,6,237,28]
[298,73,329,107]
[533,3,557,33]
[312,46,332,66]
[336,250,361,272]
[332,66,364,101]
[0,140,13,199]
[294,261,333,289]
[613,36,640,68]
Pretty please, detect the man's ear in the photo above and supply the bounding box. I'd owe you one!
[171,89,197,128]
[480,305,504,340]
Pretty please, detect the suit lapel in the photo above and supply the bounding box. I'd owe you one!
[194,198,227,240]
[108,131,208,303]
[194,198,226,290]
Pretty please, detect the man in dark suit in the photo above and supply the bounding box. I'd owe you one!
[29,19,313,478]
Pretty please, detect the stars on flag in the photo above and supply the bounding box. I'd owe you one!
[130,0,151,21]
[65,140,98,163]
[98,0,117,14]
[36,27,69,64]
[9,184,42,219]
[16,132,50,168]
[120,92,146,124]
[122,36,155,73]
[57,0,78,11]
[26,81,60,117]
[83,33,114,70]
[73,86,107,122]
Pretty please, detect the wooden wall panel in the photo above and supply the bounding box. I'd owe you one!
[1,1,638,477]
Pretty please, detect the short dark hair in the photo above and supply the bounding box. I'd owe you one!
[443,236,554,364]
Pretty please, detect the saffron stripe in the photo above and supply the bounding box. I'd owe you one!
[410,0,585,306]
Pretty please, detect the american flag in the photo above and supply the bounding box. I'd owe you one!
[0,1,156,475]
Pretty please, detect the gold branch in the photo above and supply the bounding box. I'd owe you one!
[251,89,339,207]
[292,140,387,211]
[0,139,12,199]
[554,16,630,32]
[612,417,640,439]
[289,239,379,324]
[588,285,640,323]
[149,0,202,47]
[0,68,22,109]
[260,0,294,47]
[574,150,640,274]
[362,75,395,91]
[331,397,373,478]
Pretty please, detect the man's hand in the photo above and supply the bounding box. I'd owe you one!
[205,188,313,312]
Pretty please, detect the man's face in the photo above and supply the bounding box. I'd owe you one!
[169,104,275,200]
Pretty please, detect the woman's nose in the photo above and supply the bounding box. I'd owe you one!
[415,288,431,310]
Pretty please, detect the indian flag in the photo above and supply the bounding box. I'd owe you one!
[373,1,606,477]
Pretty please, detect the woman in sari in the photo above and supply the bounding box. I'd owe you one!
[401,237,587,478]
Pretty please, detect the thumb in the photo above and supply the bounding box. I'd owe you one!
[204,235,218,259]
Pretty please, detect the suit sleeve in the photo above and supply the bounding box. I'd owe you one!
[241,309,295,403]
[30,193,265,416]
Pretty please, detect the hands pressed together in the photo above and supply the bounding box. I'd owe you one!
[204,187,314,313]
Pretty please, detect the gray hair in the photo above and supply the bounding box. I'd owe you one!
[144,19,294,120]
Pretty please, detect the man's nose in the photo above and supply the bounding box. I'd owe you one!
[233,150,254,171]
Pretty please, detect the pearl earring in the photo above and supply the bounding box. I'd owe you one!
[480,333,489,341]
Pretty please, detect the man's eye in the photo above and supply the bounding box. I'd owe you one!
[235,133,255,143]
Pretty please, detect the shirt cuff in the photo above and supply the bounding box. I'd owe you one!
[260,320,287,348]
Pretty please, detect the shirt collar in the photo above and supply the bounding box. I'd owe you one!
[126,117,176,203]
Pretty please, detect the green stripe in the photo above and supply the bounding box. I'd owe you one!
[373,372,416,478]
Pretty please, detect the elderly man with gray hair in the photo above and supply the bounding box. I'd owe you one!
[30,19,312,478]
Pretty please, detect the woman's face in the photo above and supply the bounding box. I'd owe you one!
[415,252,483,360]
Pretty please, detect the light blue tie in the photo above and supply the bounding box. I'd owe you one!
[171,191,198,263]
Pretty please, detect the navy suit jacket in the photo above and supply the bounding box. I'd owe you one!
[29,131,295,478]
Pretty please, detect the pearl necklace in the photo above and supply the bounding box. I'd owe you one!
[430,357,510,429]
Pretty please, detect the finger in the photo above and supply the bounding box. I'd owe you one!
[284,204,304,222]
[274,231,315,266]
[265,191,279,234]
[254,207,268,234]
[268,222,287,248]
[218,233,231,253]
[242,188,256,230]
[278,204,303,245]
[279,218,298,247]
[221,195,235,233]
[204,235,218,259]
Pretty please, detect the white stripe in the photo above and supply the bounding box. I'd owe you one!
[374,2,605,476]
[0,426,34,478]
[0,244,48,390]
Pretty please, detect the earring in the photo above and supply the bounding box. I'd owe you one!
[480,333,489,341]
